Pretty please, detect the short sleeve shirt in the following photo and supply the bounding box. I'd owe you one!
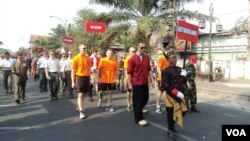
[157,55,169,80]
[98,57,119,83]
[72,54,91,76]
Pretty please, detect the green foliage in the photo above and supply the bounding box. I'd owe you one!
[230,18,248,32]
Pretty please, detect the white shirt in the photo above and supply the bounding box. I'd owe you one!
[45,58,60,72]
[0,58,15,70]
[91,56,98,71]
[37,56,48,68]
[59,59,67,72]
[65,58,72,71]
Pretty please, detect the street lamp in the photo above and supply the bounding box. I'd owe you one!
[199,3,223,82]
[50,16,69,54]
[208,3,213,82]
[49,16,69,37]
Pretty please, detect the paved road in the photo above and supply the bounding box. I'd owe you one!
[1,76,250,141]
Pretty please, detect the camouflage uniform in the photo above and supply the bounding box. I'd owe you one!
[12,59,29,102]
[185,62,198,110]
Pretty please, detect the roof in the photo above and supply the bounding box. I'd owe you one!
[29,35,48,43]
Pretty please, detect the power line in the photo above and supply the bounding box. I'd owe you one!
[216,9,249,17]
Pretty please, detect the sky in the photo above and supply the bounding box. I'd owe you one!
[0,0,249,52]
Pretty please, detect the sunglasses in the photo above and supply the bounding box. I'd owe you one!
[50,54,55,55]
[62,56,66,57]
[131,51,136,52]
[83,48,87,50]
[140,47,145,49]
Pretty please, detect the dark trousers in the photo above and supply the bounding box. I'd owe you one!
[39,68,47,91]
[65,71,73,96]
[14,77,27,100]
[2,70,12,92]
[166,107,175,131]
[60,72,67,93]
[166,107,186,131]
[89,84,93,98]
[48,72,60,98]
[132,84,149,123]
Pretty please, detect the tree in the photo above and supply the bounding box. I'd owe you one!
[89,0,206,54]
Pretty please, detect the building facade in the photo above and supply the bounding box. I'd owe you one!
[189,31,250,80]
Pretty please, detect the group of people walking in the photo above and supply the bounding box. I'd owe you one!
[0,41,200,140]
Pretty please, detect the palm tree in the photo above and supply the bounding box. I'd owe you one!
[89,0,206,53]
[33,37,49,53]
[48,24,66,50]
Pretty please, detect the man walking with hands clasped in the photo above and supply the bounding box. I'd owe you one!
[127,42,154,126]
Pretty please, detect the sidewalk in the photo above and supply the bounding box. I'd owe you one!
[196,79,250,96]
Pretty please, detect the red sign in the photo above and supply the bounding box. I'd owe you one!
[176,20,199,43]
[62,36,74,44]
[86,21,106,33]
[36,47,44,52]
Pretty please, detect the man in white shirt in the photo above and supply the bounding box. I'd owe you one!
[45,51,60,101]
[0,52,15,93]
[64,51,74,98]
[37,51,48,92]
[59,53,67,95]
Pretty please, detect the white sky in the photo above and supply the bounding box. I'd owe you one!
[0,0,249,52]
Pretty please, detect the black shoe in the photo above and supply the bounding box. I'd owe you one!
[15,100,20,104]
[191,107,200,113]
[89,97,93,102]
[167,131,177,140]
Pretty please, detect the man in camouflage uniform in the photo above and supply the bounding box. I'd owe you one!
[12,54,30,104]
[185,55,200,112]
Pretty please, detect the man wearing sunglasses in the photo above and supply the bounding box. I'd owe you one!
[124,47,136,112]
[127,43,154,126]
[45,51,60,101]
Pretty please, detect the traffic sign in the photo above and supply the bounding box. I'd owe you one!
[36,47,44,52]
[86,21,106,33]
[62,36,74,44]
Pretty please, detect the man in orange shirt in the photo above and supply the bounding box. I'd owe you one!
[97,49,119,112]
[155,42,173,114]
[124,47,136,112]
[71,44,91,119]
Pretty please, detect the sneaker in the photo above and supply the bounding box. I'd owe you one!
[97,99,102,108]
[156,107,163,114]
[138,120,148,126]
[79,111,86,119]
[142,108,148,113]
[105,106,115,112]
[127,106,133,112]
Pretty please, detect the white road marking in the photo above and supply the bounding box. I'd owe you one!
[0,104,16,107]
[0,127,31,130]
[223,83,250,88]
[149,120,199,141]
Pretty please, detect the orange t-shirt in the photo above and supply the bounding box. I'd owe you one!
[124,55,132,69]
[157,55,169,80]
[98,57,119,83]
[71,54,91,76]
